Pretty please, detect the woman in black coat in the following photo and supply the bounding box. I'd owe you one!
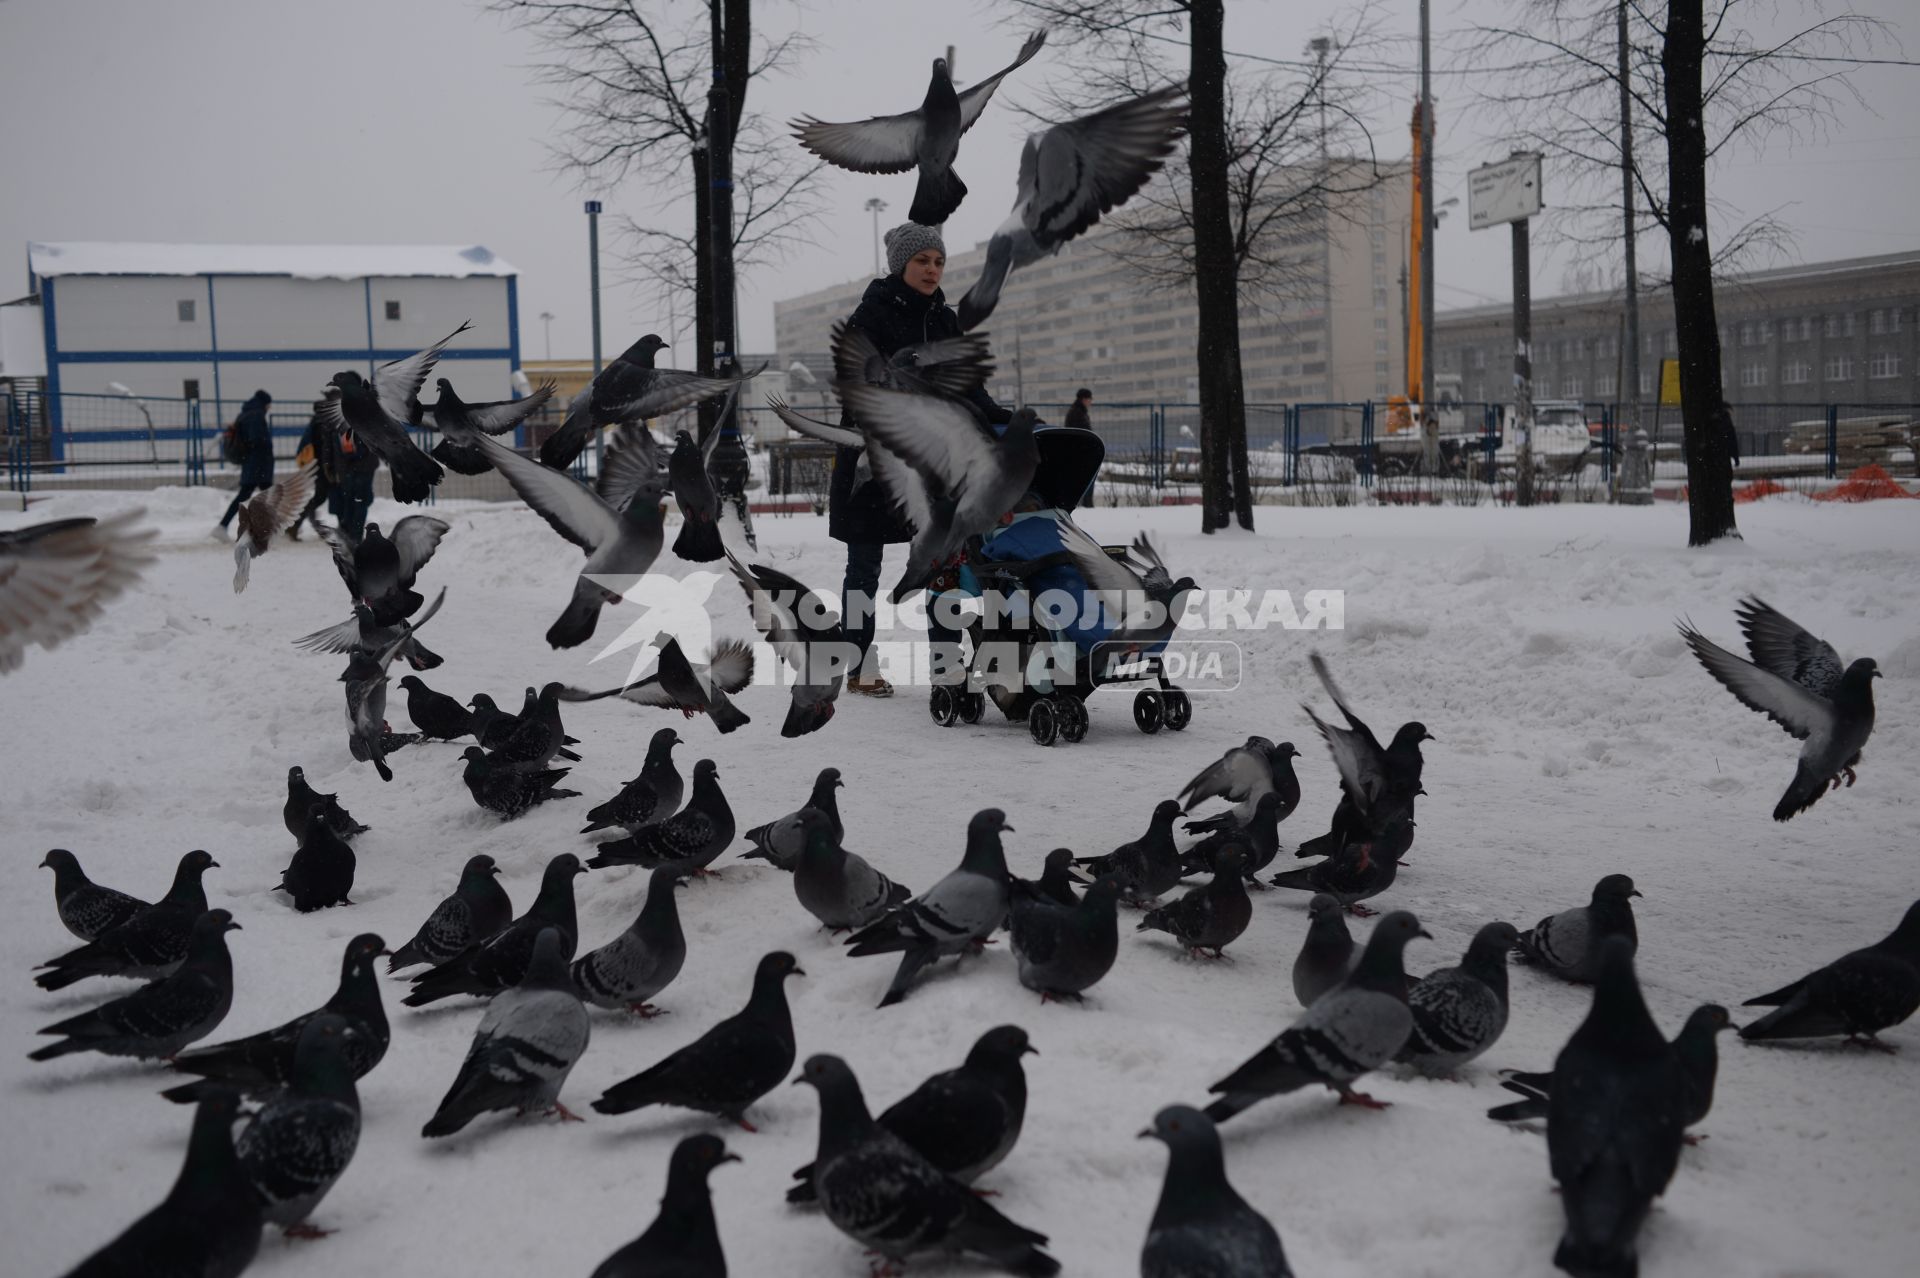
[830,222,1012,697]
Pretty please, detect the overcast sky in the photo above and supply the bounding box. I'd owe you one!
[2,0,1913,359]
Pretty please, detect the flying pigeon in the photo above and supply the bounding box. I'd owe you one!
[740,768,846,870]
[790,32,1047,225]
[228,462,317,592]
[0,509,157,674]
[1292,893,1355,1008]
[592,951,803,1131]
[1678,597,1880,820]
[1493,1004,1733,1141]
[1267,815,1409,916]
[668,428,727,563]
[321,322,470,503]
[573,865,688,1016]
[1073,799,1184,905]
[32,910,241,1063]
[55,1088,263,1278]
[1739,899,1920,1047]
[727,552,848,737]
[276,805,357,912]
[1139,1105,1293,1278]
[1396,921,1519,1075]
[586,758,735,877]
[314,515,449,626]
[294,595,444,672]
[476,424,669,648]
[36,850,218,991]
[794,1053,1061,1276]
[1055,523,1198,655]
[793,808,911,932]
[1297,653,1431,857]
[581,729,686,835]
[282,766,368,843]
[423,928,592,1137]
[1009,876,1121,1002]
[1183,740,1302,835]
[1514,874,1641,984]
[845,809,1015,1008]
[1139,849,1253,959]
[389,856,512,973]
[40,849,147,943]
[163,933,389,1104]
[561,634,755,733]
[589,1134,739,1278]
[234,1013,363,1237]
[538,333,745,472]
[1545,937,1689,1278]
[414,376,555,475]
[789,1025,1035,1204]
[404,854,586,1006]
[341,587,444,782]
[956,83,1187,330]
[1183,792,1287,881]
[1205,911,1429,1121]
[459,746,582,818]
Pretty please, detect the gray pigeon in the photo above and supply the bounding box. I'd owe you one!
[490,681,574,772]
[1546,937,1688,1278]
[1010,877,1121,1001]
[315,513,449,626]
[415,376,555,475]
[1139,849,1253,959]
[789,33,1046,225]
[846,809,1015,1008]
[1183,792,1287,880]
[1739,898,1920,1047]
[1679,596,1879,820]
[235,1014,362,1236]
[572,865,688,1015]
[405,853,586,1006]
[283,766,368,842]
[294,592,444,672]
[740,768,845,870]
[1139,1105,1292,1278]
[35,850,217,991]
[422,928,591,1137]
[1053,522,1199,656]
[33,910,241,1063]
[1291,893,1355,1007]
[539,333,745,472]
[589,1133,738,1278]
[1181,738,1301,832]
[582,729,686,834]
[793,809,911,932]
[389,855,513,973]
[321,323,469,503]
[1204,911,1429,1121]
[342,587,445,782]
[794,1054,1061,1277]
[56,1088,262,1278]
[562,635,755,734]
[40,849,147,942]
[1267,815,1409,916]
[1073,799,1184,905]
[788,1025,1034,1204]
[1396,921,1519,1075]
[276,805,357,912]
[587,758,736,877]
[592,951,803,1131]
[476,424,668,648]
[727,552,847,737]
[956,83,1188,331]
[1514,874,1641,984]
[0,510,156,676]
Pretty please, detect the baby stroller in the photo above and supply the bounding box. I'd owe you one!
[928,427,1194,746]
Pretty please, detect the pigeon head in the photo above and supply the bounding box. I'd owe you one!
[817,766,844,789]
[469,694,498,712]
[1366,910,1431,952]
[794,806,836,845]
[463,854,500,878]
[1391,722,1435,750]
[1890,900,1920,951]
[1150,799,1183,826]
[668,1133,740,1182]
[969,1025,1038,1065]
[1271,741,1301,760]
[1083,877,1123,908]
[435,376,456,396]
[1212,847,1249,880]
[546,852,588,881]
[1593,874,1641,903]
[973,808,1014,835]
[1685,1004,1733,1037]
[647,727,683,754]
[623,333,669,363]
[460,746,488,763]
[180,849,220,874]
[521,927,574,988]
[930,56,951,81]
[1307,893,1342,923]
[1042,847,1080,877]
[39,848,78,873]
[287,766,306,782]
[693,759,720,784]
[364,522,382,540]
[328,370,364,394]
[190,909,241,946]
[343,933,390,968]
[1468,920,1521,957]
[1139,1103,1218,1147]
[399,675,423,691]
[756,950,806,984]
[290,1012,359,1086]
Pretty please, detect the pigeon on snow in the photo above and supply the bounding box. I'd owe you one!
[459,746,581,818]
[33,910,241,1063]
[1183,791,1288,881]
[36,850,218,991]
[228,462,317,592]
[1291,893,1355,1007]
[414,376,555,475]
[1514,873,1641,984]
[1180,737,1301,832]
[396,673,474,741]
[1027,847,1088,907]
[1073,799,1184,905]
[388,856,513,973]
[1396,921,1519,1075]
[793,808,911,932]
[1295,653,1431,858]
[1739,899,1920,1047]
[276,805,357,912]
[538,333,745,472]
[561,634,755,734]
[586,757,735,877]
[234,1013,363,1236]
[1139,848,1253,959]
[283,766,369,842]
[40,849,148,943]
[581,728,686,834]
[572,865,689,1016]
[589,1133,739,1278]
[1139,1105,1293,1278]
[321,322,470,503]
[423,928,592,1137]
[1267,814,1409,916]
[1010,876,1121,1001]
[740,767,846,870]
[1678,596,1879,820]
[1492,1004,1732,1141]
[405,854,586,1006]
[0,509,157,675]
[846,809,1015,1008]
[790,33,1046,226]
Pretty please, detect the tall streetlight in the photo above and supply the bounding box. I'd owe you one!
[107,381,158,465]
[863,197,888,276]
[538,311,555,360]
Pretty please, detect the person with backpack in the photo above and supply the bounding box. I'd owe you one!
[213,389,276,539]
[287,393,337,540]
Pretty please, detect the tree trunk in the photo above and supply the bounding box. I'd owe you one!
[1662,0,1738,545]
[1186,0,1251,532]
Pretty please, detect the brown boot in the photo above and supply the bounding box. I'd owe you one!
[848,674,894,698]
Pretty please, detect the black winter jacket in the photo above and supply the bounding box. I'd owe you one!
[233,391,276,483]
[827,276,1012,545]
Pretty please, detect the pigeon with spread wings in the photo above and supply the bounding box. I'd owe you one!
[321,321,470,503]
[559,634,754,734]
[229,463,317,593]
[539,333,755,472]
[0,510,157,674]
[726,550,846,738]
[415,377,555,475]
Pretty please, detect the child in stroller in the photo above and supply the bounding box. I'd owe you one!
[928,427,1194,745]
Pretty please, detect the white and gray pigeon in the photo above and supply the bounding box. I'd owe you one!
[422,928,591,1137]
[35,850,218,991]
[0,509,157,675]
[1739,898,1920,1047]
[1205,911,1429,1122]
[321,322,470,503]
[727,551,847,738]
[1514,873,1640,984]
[1010,877,1121,1002]
[795,1054,1061,1277]
[1291,893,1356,1007]
[414,376,555,475]
[1183,741,1302,836]
[1139,1105,1293,1278]
[572,865,688,1016]
[589,1133,738,1278]
[40,849,148,943]
[1055,522,1198,655]
[740,768,846,871]
[538,333,745,472]
[228,462,317,592]
[341,586,445,783]
[956,83,1188,331]
[793,808,911,932]
[789,33,1046,226]
[581,729,686,835]
[234,1014,362,1237]
[846,809,1016,1008]
[1679,596,1880,821]
[1073,799,1184,905]
[32,910,241,1063]
[1396,921,1519,1075]
[586,758,736,878]
[561,634,755,733]
[476,423,667,647]
[389,856,513,973]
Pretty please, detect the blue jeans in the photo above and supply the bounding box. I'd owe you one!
[841,541,960,679]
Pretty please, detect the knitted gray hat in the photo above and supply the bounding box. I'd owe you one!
[884,222,946,277]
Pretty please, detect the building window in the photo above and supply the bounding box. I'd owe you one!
[1740,362,1767,387]
[1892,308,1905,333]
[177,299,196,322]
[1869,309,1885,335]
[1665,331,1678,355]
[1639,367,1655,395]
[1825,312,1855,338]
[1561,375,1582,398]
[384,300,402,321]
[1782,360,1811,385]
[1596,372,1616,396]
[1472,348,1486,369]
[1869,351,1901,379]
[1740,322,1757,346]
[1825,355,1854,381]
[1760,318,1774,342]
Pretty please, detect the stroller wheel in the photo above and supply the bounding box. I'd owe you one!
[1028,698,1060,746]
[1133,689,1165,734]
[959,691,987,725]
[929,685,961,727]
[1163,690,1192,731]
[1057,693,1089,743]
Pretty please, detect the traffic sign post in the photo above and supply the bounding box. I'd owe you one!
[1469,152,1544,505]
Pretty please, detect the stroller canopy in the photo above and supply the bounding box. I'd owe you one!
[1027,427,1105,513]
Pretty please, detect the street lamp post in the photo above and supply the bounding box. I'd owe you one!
[108,381,157,465]
[863,197,888,276]
[538,311,555,361]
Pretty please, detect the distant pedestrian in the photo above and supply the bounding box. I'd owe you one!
[329,414,381,543]
[214,390,275,539]
[1065,387,1094,431]
[288,393,337,540]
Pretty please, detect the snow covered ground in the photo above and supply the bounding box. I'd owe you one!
[4,485,1918,1277]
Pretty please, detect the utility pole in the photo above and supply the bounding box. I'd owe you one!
[1418,0,1438,475]
[706,0,745,499]
[864,197,888,276]
[1310,37,1333,402]
[1513,215,1535,507]
[1618,0,1642,440]
[538,311,554,361]
[585,202,603,377]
